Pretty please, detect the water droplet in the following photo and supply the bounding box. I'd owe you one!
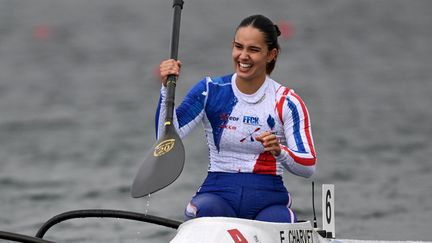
[144,193,151,215]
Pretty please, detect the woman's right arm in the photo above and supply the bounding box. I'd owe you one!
[155,59,207,139]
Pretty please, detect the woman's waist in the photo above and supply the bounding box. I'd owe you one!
[208,155,284,175]
[202,171,284,189]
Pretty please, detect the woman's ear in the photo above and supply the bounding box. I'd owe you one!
[267,48,278,63]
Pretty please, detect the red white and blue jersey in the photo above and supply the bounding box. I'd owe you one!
[156,73,316,177]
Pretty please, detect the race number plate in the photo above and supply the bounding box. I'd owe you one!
[322,184,335,238]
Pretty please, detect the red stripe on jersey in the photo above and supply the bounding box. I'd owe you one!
[281,146,316,166]
[253,152,277,175]
[275,87,290,124]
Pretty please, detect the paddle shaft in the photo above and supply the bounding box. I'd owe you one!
[165,0,184,124]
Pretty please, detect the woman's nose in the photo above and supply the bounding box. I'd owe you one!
[239,50,249,59]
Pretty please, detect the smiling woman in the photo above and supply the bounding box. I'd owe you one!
[232,15,280,94]
[156,14,316,223]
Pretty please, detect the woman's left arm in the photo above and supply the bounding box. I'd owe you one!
[277,91,317,178]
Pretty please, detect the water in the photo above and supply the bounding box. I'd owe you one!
[1,0,431,242]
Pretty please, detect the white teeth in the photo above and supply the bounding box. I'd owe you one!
[239,63,252,68]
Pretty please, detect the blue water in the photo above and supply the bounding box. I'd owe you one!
[1,0,431,242]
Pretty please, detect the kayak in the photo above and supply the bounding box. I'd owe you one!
[0,213,330,243]
[170,216,432,243]
[170,217,328,243]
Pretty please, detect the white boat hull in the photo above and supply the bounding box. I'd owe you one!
[170,217,329,243]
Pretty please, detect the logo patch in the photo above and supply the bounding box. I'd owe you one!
[267,114,275,129]
[240,127,261,143]
[220,113,239,122]
[154,139,175,156]
[220,124,237,130]
[243,116,260,125]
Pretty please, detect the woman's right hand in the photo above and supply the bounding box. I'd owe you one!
[159,59,182,87]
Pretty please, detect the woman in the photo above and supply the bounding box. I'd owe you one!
[157,15,316,223]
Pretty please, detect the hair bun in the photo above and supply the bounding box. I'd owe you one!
[274,24,281,37]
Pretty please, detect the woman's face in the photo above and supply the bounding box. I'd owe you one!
[232,26,276,83]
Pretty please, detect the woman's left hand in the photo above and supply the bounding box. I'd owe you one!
[255,131,281,156]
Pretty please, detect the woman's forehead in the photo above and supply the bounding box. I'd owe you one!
[234,26,266,46]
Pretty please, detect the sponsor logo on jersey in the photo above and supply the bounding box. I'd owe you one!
[220,124,237,130]
[267,114,275,129]
[240,127,261,143]
[243,115,260,125]
[220,113,239,122]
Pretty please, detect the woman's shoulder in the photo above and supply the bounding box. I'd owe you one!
[189,74,234,93]
[268,78,310,108]
[205,73,234,85]
[268,77,292,97]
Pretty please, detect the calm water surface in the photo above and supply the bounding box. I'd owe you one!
[1,0,431,242]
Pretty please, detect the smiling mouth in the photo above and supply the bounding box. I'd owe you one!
[238,62,252,71]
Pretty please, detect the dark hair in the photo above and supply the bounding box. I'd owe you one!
[236,15,281,74]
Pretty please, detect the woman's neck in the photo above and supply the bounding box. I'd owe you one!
[235,75,267,94]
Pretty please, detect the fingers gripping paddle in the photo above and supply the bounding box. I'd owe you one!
[131,0,185,198]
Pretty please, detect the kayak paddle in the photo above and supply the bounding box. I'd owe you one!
[131,0,185,198]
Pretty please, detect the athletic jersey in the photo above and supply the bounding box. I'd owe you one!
[156,73,316,177]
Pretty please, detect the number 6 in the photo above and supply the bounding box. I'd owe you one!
[322,184,335,238]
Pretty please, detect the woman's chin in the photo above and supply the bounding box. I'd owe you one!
[236,68,252,79]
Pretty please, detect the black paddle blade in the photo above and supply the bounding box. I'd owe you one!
[131,125,185,198]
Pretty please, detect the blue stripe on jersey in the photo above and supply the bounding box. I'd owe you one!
[287,97,306,153]
[176,79,207,128]
[205,74,237,152]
